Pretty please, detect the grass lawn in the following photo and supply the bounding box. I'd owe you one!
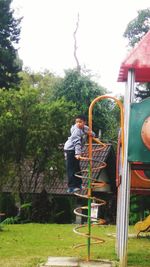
[0,223,149,267]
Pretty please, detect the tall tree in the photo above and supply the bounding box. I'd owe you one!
[0,0,22,89]
[54,69,119,141]
[123,8,150,101]
[0,83,76,194]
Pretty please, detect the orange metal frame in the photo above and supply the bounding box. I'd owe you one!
[88,95,124,171]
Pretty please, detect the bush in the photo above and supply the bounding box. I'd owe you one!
[0,193,18,220]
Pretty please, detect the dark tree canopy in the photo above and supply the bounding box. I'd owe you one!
[0,0,22,89]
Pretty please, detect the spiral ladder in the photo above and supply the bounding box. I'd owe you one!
[73,95,124,261]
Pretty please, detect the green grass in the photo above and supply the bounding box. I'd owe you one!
[0,224,149,267]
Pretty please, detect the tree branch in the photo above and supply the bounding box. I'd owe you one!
[73,13,81,72]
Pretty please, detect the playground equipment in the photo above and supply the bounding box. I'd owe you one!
[128,97,150,193]
[73,30,150,266]
[134,215,150,237]
[73,142,107,259]
[131,169,150,194]
[73,95,124,261]
[116,30,150,267]
[116,97,150,194]
[73,146,107,254]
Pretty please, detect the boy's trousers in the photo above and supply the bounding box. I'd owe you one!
[65,150,82,188]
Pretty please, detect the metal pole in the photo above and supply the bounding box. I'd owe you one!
[118,69,135,267]
[87,163,91,261]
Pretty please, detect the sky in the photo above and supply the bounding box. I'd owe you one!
[12,0,150,95]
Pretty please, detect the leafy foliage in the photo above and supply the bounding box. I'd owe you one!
[0,0,22,89]
[0,68,121,223]
[0,83,76,194]
[130,195,150,225]
[124,8,150,47]
[0,192,18,218]
[1,216,19,224]
[54,69,120,140]
[135,83,150,101]
[19,68,62,100]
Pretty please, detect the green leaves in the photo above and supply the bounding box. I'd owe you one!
[0,68,121,194]
[124,8,150,47]
[0,80,77,192]
[0,0,22,89]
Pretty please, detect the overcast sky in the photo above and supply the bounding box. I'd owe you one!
[12,0,150,95]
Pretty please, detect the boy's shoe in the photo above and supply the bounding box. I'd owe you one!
[73,187,81,193]
[80,185,85,190]
[67,186,83,193]
[67,188,74,193]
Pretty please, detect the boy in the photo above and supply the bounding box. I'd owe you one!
[64,115,95,193]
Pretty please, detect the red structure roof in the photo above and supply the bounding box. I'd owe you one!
[118,30,150,82]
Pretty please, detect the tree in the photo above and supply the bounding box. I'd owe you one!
[123,8,150,101]
[54,69,119,141]
[123,8,150,47]
[0,82,76,195]
[0,69,121,223]
[19,68,62,101]
[0,0,22,89]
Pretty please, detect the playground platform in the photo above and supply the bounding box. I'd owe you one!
[42,257,114,267]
